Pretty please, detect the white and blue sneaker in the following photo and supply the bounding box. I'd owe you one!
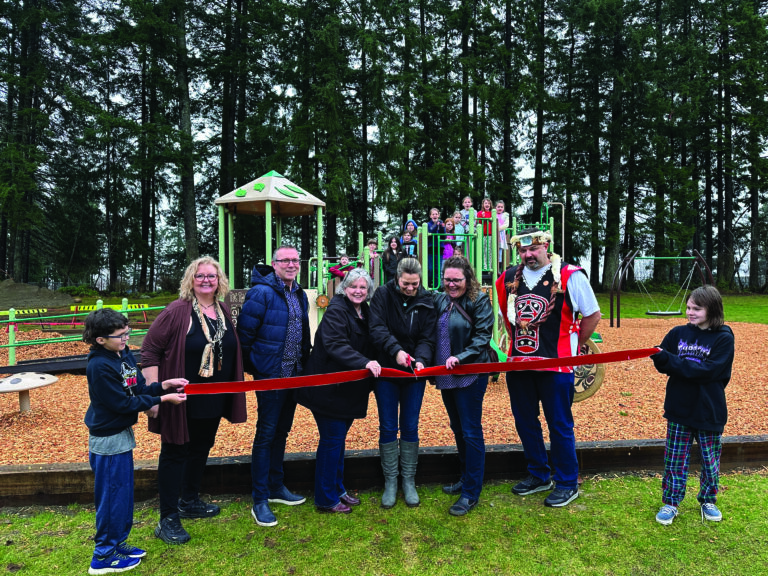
[656,504,678,525]
[268,485,306,506]
[115,542,146,558]
[701,502,722,522]
[88,553,141,574]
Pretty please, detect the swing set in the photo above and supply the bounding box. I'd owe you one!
[609,249,714,328]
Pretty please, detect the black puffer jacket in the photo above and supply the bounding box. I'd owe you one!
[369,280,437,369]
[295,296,375,420]
[433,290,493,364]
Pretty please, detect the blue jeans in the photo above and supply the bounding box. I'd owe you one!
[507,370,578,489]
[440,376,488,501]
[90,450,134,559]
[374,379,427,443]
[251,389,297,503]
[311,412,353,508]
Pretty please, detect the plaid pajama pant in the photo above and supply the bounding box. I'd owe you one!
[662,420,722,506]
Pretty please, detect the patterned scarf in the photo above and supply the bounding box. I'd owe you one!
[192,298,227,378]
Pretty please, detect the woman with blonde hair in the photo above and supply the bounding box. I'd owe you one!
[142,256,247,544]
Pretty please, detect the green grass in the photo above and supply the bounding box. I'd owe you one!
[596,292,768,324]
[3,473,768,575]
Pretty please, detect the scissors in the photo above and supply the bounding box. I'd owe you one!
[405,354,418,379]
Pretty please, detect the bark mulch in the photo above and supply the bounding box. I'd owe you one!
[0,318,765,466]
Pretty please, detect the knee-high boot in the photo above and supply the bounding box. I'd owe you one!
[380,441,399,509]
[400,440,420,508]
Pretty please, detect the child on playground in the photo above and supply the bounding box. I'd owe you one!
[442,217,458,262]
[650,285,735,526]
[361,238,380,279]
[402,219,419,246]
[452,211,466,254]
[495,200,509,268]
[401,231,416,257]
[84,308,187,574]
[426,207,445,287]
[330,253,355,279]
[460,196,473,230]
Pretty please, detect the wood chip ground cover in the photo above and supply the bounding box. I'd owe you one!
[0,319,765,466]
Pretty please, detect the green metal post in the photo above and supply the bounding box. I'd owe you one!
[8,309,15,367]
[421,223,429,289]
[496,213,499,342]
[121,298,128,319]
[96,300,103,310]
[218,205,226,276]
[228,211,235,288]
[317,207,325,322]
[475,223,482,284]
[266,201,273,265]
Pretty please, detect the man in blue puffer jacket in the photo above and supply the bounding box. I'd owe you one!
[237,245,311,527]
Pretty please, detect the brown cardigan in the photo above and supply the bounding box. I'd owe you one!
[141,298,247,444]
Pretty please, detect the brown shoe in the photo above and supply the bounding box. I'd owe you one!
[340,493,361,506]
[317,501,352,514]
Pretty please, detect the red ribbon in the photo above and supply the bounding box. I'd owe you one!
[184,347,660,395]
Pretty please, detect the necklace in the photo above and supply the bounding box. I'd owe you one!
[522,264,551,291]
[198,301,215,311]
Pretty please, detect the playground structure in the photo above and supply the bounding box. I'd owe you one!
[609,249,714,328]
[0,176,602,407]
[214,177,602,401]
[214,171,564,346]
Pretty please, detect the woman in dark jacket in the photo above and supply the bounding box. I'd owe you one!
[369,257,436,509]
[142,256,247,544]
[295,268,381,513]
[433,256,493,517]
[381,236,403,283]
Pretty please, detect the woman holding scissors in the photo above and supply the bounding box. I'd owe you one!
[369,257,437,509]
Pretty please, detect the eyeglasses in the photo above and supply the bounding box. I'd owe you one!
[274,258,300,265]
[194,274,218,281]
[443,278,465,285]
[104,328,131,341]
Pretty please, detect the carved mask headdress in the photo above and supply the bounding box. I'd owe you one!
[505,229,562,328]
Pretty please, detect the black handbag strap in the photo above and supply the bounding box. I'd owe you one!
[451,300,474,326]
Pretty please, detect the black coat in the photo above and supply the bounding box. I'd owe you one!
[295,296,374,420]
[382,250,402,283]
[369,280,437,369]
[433,290,493,364]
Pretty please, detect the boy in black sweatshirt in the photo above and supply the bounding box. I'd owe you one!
[84,308,187,574]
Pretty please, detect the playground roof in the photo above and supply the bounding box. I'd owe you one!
[214,170,325,217]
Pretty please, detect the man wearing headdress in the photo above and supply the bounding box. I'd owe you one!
[495,228,601,507]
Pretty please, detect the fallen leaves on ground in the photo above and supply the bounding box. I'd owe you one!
[0,319,766,466]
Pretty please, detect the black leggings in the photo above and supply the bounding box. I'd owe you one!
[157,417,221,519]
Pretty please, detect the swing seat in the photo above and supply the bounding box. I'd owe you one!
[645,310,682,316]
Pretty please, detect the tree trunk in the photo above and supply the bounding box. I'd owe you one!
[174,0,199,263]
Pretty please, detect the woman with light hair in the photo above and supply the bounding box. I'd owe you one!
[295,268,381,514]
[142,256,247,544]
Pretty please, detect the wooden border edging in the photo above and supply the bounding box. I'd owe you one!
[1,436,766,507]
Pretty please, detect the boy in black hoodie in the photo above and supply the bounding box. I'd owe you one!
[84,309,187,574]
[651,286,734,526]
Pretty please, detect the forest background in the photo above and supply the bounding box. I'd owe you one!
[2,0,767,294]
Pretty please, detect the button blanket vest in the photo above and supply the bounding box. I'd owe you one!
[495,262,582,372]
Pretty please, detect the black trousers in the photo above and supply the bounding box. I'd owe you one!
[157,417,221,519]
